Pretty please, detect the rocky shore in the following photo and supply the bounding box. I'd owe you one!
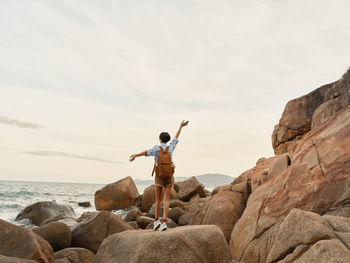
[1,69,350,262]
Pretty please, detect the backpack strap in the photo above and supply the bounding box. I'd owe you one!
[165,146,169,153]
[151,163,156,177]
[159,146,164,152]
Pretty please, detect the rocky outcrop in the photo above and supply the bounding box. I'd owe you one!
[71,211,132,252]
[15,201,76,226]
[54,248,95,263]
[272,68,350,154]
[93,225,232,263]
[32,222,71,251]
[0,219,54,263]
[230,106,350,263]
[94,176,139,211]
[141,184,177,213]
[177,176,206,201]
[190,180,250,242]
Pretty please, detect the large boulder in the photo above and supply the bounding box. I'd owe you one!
[230,106,350,263]
[54,248,95,263]
[94,176,139,211]
[93,225,232,263]
[177,176,206,201]
[71,211,133,252]
[0,219,54,263]
[291,239,350,263]
[266,209,336,263]
[190,180,250,242]
[272,68,350,155]
[15,201,76,226]
[141,184,177,212]
[323,215,350,250]
[31,222,71,251]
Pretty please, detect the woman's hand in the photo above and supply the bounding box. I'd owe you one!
[180,120,189,127]
[129,155,136,162]
[129,151,147,162]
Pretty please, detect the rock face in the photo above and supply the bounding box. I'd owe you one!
[272,68,350,154]
[141,184,177,213]
[54,248,95,263]
[71,211,132,252]
[266,153,290,181]
[177,176,206,201]
[230,106,350,263]
[94,176,139,211]
[15,201,76,226]
[0,219,54,263]
[233,156,277,193]
[190,180,250,242]
[32,222,71,251]
[93,225,232,263]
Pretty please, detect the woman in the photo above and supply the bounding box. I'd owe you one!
[129,120,189,231]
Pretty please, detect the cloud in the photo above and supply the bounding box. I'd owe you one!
[23,151,125,164]
[0,115,45,129]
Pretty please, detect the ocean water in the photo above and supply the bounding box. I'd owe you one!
[0,180,150,225]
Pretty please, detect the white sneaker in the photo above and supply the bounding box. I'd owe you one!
[153,218,161,231]
[159,221,167,231]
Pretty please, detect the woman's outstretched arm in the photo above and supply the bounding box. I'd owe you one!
[129,151,147,162]
[175,120,189,139]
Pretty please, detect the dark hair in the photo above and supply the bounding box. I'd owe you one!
[159,132,171,143]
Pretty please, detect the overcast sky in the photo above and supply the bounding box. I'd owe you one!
[0,0,349,184]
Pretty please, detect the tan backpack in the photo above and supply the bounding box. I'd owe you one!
[152,146,174,178]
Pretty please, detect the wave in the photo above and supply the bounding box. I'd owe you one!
[0,203,21,209]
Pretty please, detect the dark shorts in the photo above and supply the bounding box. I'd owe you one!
[155,175,174,187]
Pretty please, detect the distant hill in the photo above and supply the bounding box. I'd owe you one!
[176,174,235,188]
[134,173,235,189]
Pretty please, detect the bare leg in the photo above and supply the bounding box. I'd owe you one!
[162,184,172,222]
[154,185,163,220]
